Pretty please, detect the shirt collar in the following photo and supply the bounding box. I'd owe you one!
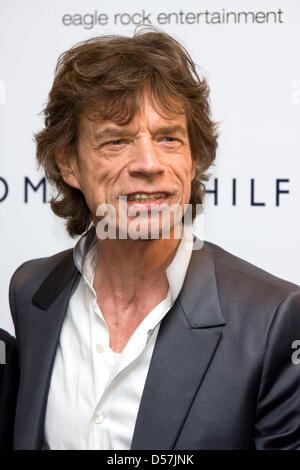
[73,223,194,305]
[166,223,194,304]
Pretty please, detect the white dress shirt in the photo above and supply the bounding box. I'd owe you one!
[44,226,194,450]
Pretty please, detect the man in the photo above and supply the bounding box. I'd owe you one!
[0,329,19,449]
[9,30,300,450]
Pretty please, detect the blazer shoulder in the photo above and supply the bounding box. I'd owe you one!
[205,241,299,296]
[9,248,74,304]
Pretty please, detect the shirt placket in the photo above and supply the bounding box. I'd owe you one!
[82,265,172,450]
[88,323,152,449]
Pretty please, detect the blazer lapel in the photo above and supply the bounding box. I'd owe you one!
[131,242,225,450]
[14,251,80,450]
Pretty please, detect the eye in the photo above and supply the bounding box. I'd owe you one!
[159,136,181,147]
[107,139,127,146]
[102,139,129,151]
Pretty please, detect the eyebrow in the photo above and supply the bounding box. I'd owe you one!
[91,124,188,144]
[92,127,138,144]
[152,125,188,138]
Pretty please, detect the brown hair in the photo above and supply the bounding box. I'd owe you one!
[35,29,218,237]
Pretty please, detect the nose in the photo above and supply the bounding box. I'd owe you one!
[127,137,165,178]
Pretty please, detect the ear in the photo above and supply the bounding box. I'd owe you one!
[55,146,81,190]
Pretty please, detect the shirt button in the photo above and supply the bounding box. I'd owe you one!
[94,414,104,424]
[96,344,104,353]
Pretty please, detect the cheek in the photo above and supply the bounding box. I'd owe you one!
[85,162,125,205]
[178,157,194,186]
[178,159,194,201]
[77,169,106,211]
[81,159,107,186]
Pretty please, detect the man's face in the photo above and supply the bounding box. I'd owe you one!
[61,93,196,239]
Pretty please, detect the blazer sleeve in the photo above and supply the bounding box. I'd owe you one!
[254,289,300,449]
[0,330,19,450]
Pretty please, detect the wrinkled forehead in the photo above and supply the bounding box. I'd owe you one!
[78,88,187,137]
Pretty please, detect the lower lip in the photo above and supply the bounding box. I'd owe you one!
[126,196,169,210]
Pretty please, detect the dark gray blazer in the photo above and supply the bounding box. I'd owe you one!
[9,238,300,450]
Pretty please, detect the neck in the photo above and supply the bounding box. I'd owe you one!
[94,235,180,306]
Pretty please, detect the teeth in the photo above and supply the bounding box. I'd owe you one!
[127,192,167,202]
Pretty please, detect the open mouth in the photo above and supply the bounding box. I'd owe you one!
[126,192,168,203]
[118,192,171,212]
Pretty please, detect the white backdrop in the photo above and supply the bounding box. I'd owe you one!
[1,0,299,334]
